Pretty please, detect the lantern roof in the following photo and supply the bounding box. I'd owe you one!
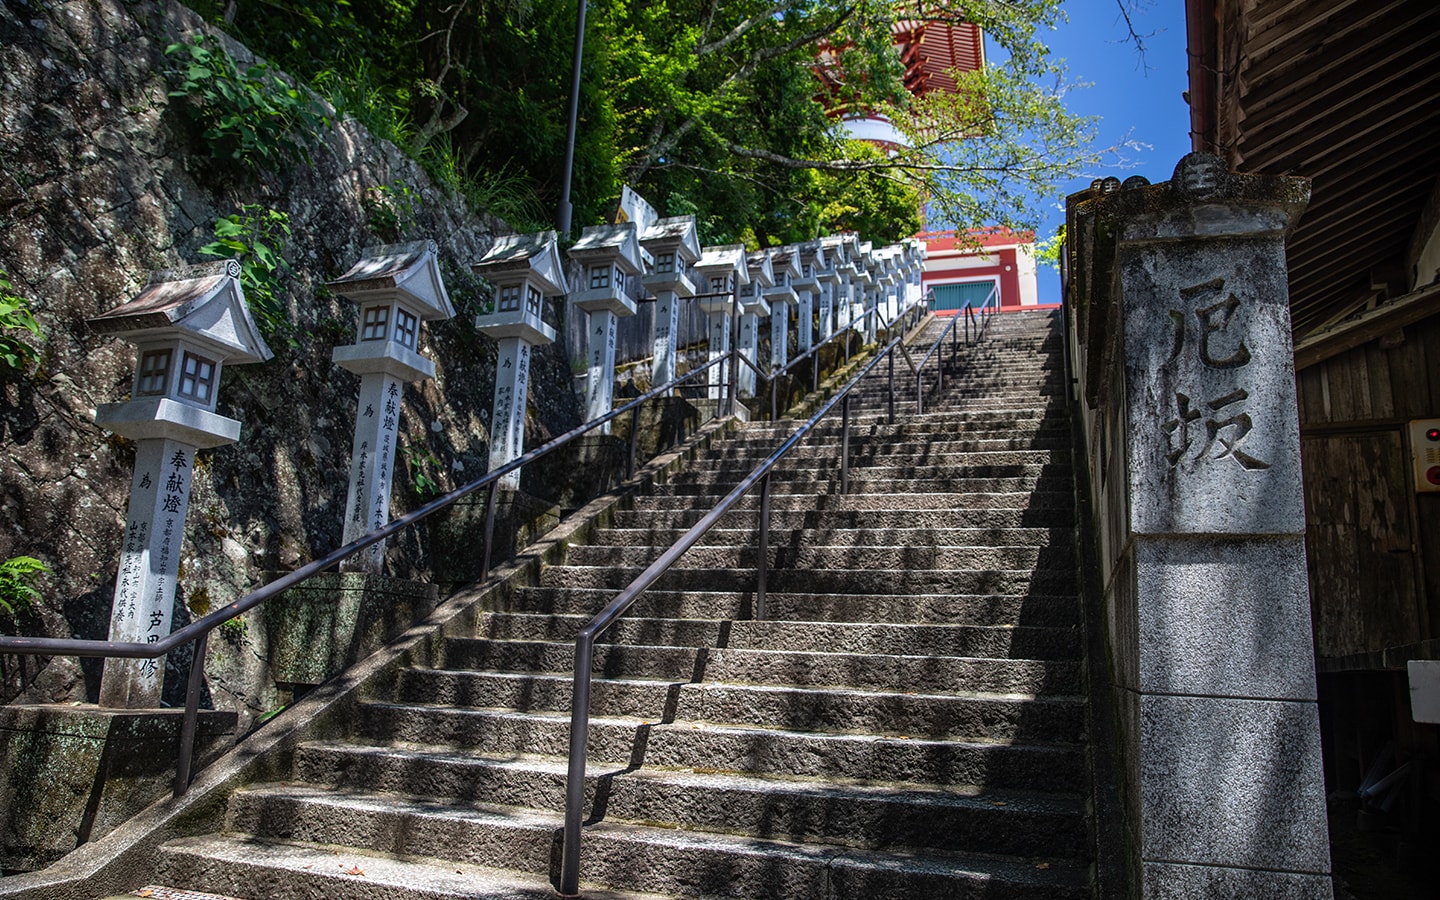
[695,244,750,285]
[328,240,455,321]
[472,230,569,297]
[88,260,273,364]
[745,250,776,289]
[570,222,646,275]
[768,246,802,281]
[640,215,701,263]
[796,240,828,270]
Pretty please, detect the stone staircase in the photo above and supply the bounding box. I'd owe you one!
[142,309,1094,899]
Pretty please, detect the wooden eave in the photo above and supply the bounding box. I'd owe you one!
[1200,0,1440,339]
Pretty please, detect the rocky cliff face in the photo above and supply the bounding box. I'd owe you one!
[0,0,582,720]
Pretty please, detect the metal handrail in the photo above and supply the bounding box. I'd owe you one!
[763,300,922,420]
[912,284,996,415]
[558,331,908,897]
[0,353,733,797]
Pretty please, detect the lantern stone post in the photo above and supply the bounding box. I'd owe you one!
[472,231,567,489]
[328,242,454,574]
[794,240,826,353]
[88,261,273,709]
[737,250,775,398]
[694,245,748,401]
[640,216,701,387]
[766,247,801,369]
[569,223,645,434]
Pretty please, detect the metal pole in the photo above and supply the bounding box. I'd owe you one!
[770,376,777,422]
[727,310,740,417]
[555,0,588,236]
[755,472,771,621]
[887,349,895,424]
[840,394,851,495]
[560,634,595,897]
[480,479,499,581]
[627,404,640,480]
[174,631,209,797]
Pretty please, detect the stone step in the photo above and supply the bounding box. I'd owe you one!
[694,447,1070,466]
[510,585,1082,628]
[609,505,1076,530]
[231,769,1084,865]
[560,541,1076,572]
[535,564,1077,599]
[223,779,1087,898]
[153,833,654,900]
[645,473,1071,497]
[663,461,1069,482]
[587,524,1073,549]
[473,614,1081,661]
[628,490,1076,513]
[342,708,1086,788]
[391,669,1084,742]
[441,639,1083,694]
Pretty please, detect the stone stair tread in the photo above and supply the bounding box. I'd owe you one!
[154,834,659,900]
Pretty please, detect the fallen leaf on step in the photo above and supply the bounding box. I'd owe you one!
[991,801,1007,806]
[138,892,154,898]
[1035,862,1050,870]
[346,865,366,876]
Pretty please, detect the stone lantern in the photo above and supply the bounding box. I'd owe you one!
[816,235,846,341]
[849,239,875,339]
[327,241,454,574]
[693,245,749,400]
[88,260,273,708]
[793,240,826,353]
[766,246,802,369]
[645,217,705,385]
[737,250,776,397]
[472,230,567,489]
[903,239,927,310]
[640,216,701,386]
[569,223,646,432]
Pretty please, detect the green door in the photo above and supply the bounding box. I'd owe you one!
[930,280,995,313]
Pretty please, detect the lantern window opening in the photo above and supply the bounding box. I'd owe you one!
[361,304,390,341]
[655,252,675,274]
[395,307,419,350]
[498,284,523,313]
[526,285,543,316]
[135,348,172,397]
[710,275,731,293]
[804,264,814,278]
[613,265,625,292]
[589,265,610,290]
[177,351,217,406]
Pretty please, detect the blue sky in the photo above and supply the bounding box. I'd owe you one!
[1022,0,1194,302]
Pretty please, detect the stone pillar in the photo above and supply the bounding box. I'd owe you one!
[706,310,730,400]
[817,281,834,340]
[652,289,680,385]
[489,337,531,489]
[340,372,402,572]
[99,438,195,709]
[771,303,790,368]
[863,285,878,344]
[796,291,813,352]
[738,310,760,396]
[585,309,619,432]
[1069,153,1330,897]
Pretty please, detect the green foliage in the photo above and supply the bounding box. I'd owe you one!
[0,271,43,372]
[219,614,248,641]
[401,442,442,499]
[164,35,327,171]
[0,556,48,616]
[1037,223,1066,270]
[200,205,297,347]
[363,180,421,242]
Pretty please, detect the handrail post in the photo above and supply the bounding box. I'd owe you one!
[770,375,778,422]
[174,630,209,797]
[840,393,851,495]
[480,479,500,581]
[755,472,771,621]
[887,349,895,425]
[560,634,595,898]
[627,404,641,480]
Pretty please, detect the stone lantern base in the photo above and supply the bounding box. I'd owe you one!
[265,573,438,689]
[0,705,236,872]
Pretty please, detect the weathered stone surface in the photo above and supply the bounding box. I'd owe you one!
[266,573,437,686]
[1139,694,1330,874]
[0,705,235,872]
[1133,535,1318,700]
[0,0,582,718]
[1142,861,1333,900]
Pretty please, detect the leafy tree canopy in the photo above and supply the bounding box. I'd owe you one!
[193,0,1096,245]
